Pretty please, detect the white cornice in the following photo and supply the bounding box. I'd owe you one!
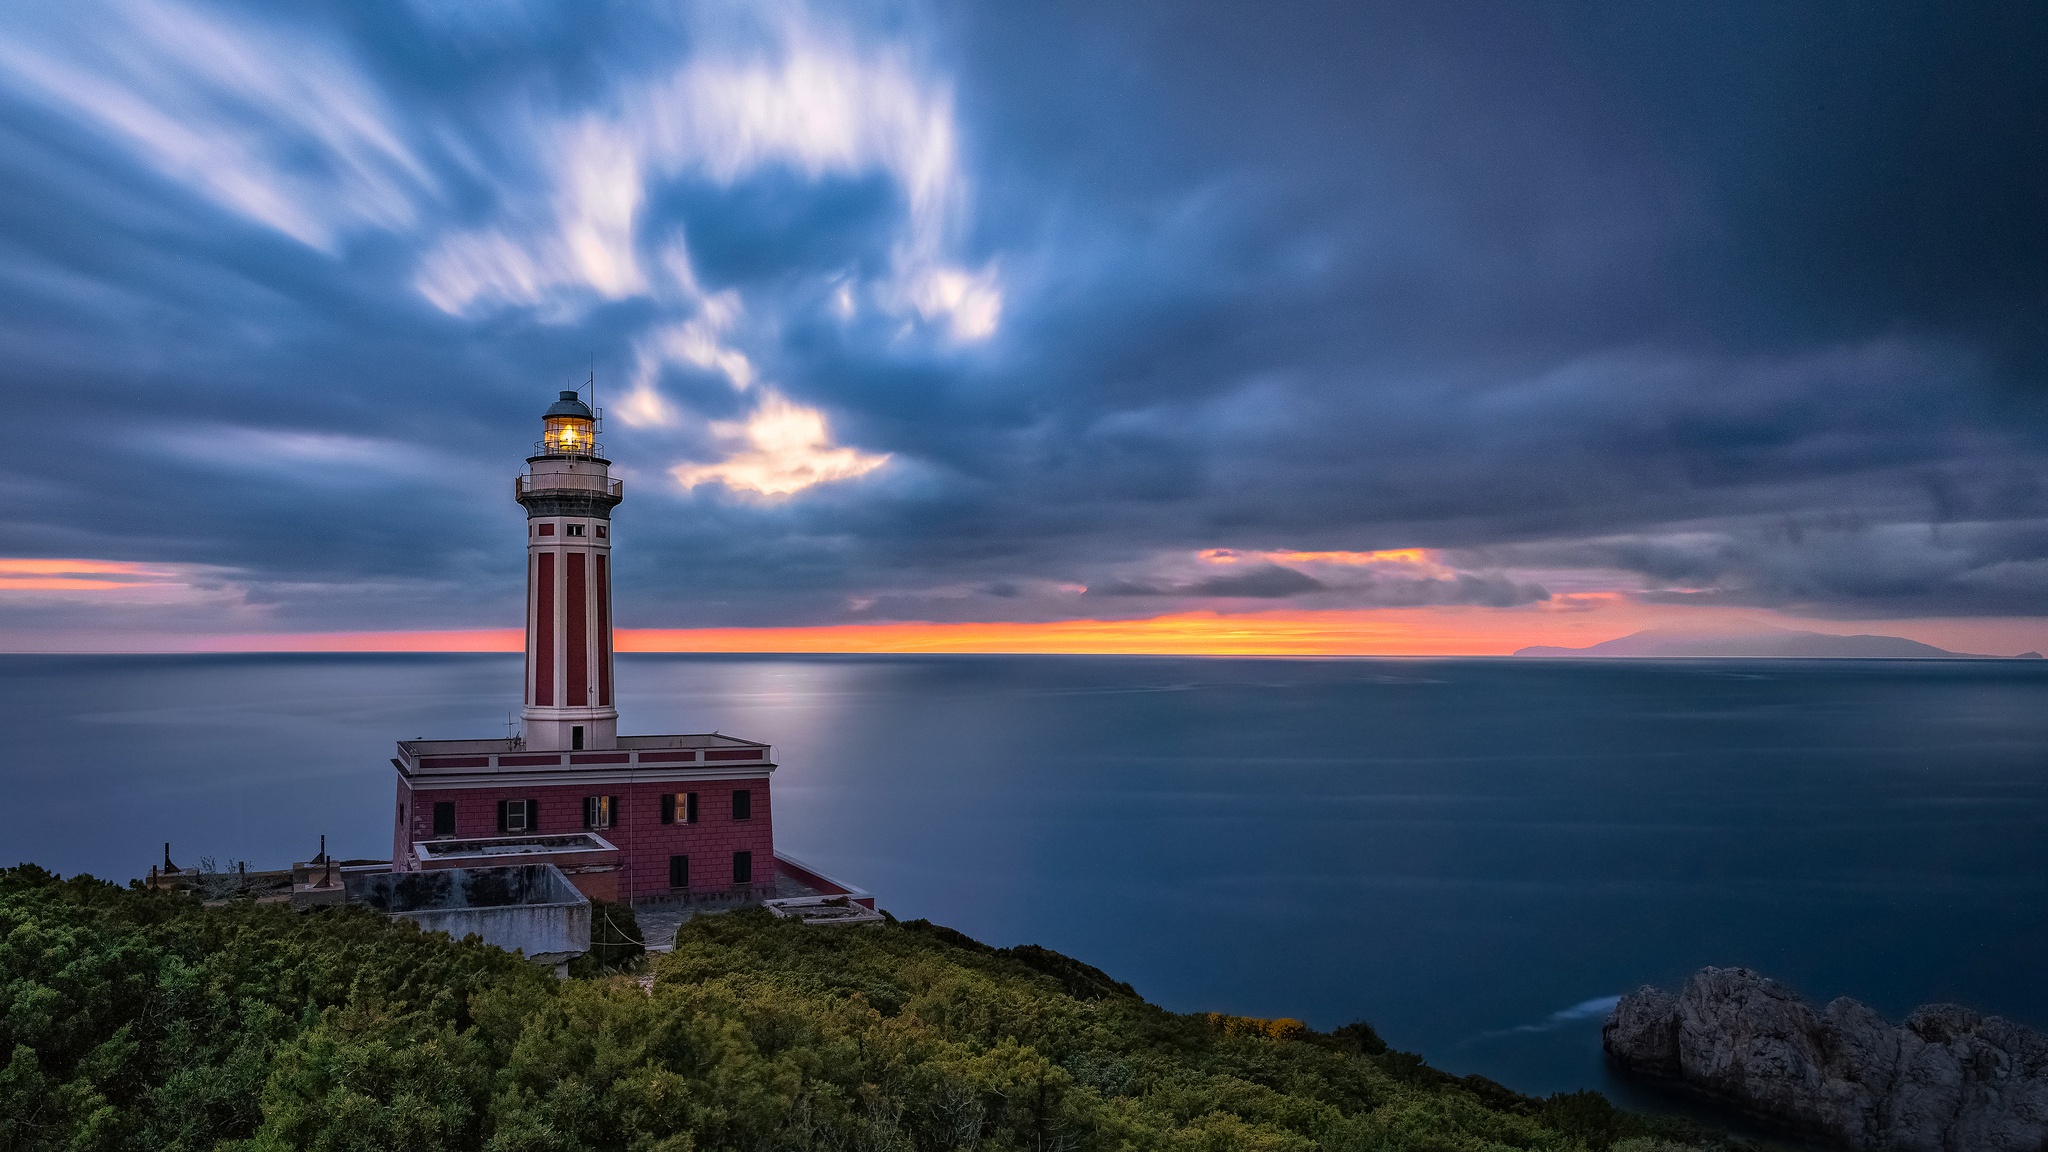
[398,764,776,790]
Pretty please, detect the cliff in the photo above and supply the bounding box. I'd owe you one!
[1604,966,2048,1151]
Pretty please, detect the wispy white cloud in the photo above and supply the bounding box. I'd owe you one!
[907,262,1003,342]
[413,6,999,340]
[0,2,966,510]
[144,425,456,490]
[407,6,972,497]
[621,287,757,429]
[0,0,433,251]
[671,391,889,496]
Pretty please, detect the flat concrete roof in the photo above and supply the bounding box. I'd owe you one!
[415,833,617,863]
[398,733,767,757]
[394,733,775,783]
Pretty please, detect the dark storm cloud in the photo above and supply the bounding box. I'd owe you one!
[1093,564,1326,599]
[0,0,2042,637]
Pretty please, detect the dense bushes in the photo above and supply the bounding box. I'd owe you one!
[576,900,645,975]
[0,865,1738,1151]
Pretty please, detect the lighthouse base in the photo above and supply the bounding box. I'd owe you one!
[520,707,618,751]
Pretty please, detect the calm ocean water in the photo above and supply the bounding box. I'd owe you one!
[3,652,2045,1101]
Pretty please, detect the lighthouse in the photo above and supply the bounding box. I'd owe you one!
[383,389,872,918]
[517,390,622,752]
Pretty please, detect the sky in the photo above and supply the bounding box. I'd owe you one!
[1,0,2044,655]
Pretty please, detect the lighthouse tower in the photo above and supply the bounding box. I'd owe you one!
[384,388,873,917]
[517,390,622,752]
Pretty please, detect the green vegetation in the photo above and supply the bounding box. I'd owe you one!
[577,899,646,975]
[0,865,1741,1151]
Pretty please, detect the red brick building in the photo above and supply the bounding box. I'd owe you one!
[389,389,780,904]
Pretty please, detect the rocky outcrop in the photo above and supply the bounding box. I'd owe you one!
[1604,967,2048,1151]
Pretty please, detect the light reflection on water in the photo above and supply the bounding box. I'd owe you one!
[3,652,2046,1100]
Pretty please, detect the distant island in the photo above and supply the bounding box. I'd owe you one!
[1515,626,2004,659]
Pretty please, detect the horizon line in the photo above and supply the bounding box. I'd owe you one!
[2,606,2042,658]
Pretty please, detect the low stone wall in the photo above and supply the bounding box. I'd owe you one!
[346,863,591,966]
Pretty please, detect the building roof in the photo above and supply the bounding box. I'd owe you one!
[397,733,766,756]
[393,732,775,785]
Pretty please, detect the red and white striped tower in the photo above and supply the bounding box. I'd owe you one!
[517,390,623,751]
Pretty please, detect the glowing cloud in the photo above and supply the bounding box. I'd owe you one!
[1200,548,1439,567]
[908,263,1003,342]
[671,391,889,496]
[0,558,195,593]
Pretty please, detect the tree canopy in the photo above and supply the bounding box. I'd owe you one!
[0,866,1731,1151]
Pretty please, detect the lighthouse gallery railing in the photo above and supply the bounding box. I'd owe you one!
[515,474,623,498]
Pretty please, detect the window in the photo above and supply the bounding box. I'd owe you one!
[596,525,607,539]
[432,801,455,836]
[567,523,586,537]
[583,795,616,829]
[537,523,556,536]
[731,789,751,821]
[669,855,689,889]
[571,725,584,750]
[732,851,752,885]
[659,791,699,824]
[498,798,536,833]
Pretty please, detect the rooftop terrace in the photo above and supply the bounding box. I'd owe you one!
[395,733,771,777]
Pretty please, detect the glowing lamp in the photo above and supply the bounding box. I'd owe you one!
[541,390,596,455]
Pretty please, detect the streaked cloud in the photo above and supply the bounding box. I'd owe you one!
[0,2,2041,651]
[413,7,990,331]
[1091,548,1549,608]
[407,5,955,497]
[0,0,432,250]
[0,558,187,592]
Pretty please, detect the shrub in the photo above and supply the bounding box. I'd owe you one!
[0,866,1744,1152]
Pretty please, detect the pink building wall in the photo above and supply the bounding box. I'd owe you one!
[393,776,774,900]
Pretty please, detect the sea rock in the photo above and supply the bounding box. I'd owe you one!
[1603,967,2048,1151]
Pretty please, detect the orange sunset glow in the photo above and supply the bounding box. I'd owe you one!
[1197,547,1437,566]
[8,552,2044,656]
[0,558,183,591]
[132,604,2048,659]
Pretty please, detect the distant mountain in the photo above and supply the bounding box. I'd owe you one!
[1515,626,1987,659]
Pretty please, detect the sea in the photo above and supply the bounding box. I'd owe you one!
[3,652,2045,1105]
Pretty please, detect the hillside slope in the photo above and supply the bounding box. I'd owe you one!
[0,866,1737,1151]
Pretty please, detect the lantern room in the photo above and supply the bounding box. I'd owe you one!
[539,390,599,457]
